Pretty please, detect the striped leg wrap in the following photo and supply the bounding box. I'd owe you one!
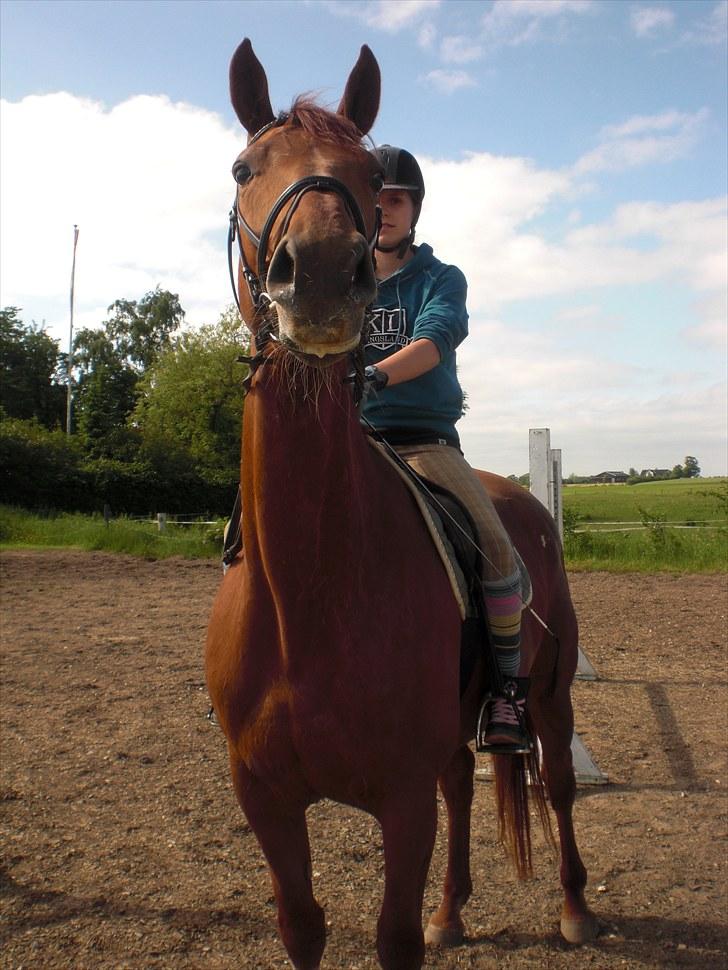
[483,569,522,679]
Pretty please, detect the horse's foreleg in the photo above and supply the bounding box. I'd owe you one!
[376,783,438,970]
[424,744,474,947]
[530,688,599,944]
[230,759,325,970]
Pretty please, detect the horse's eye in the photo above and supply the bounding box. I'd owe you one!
[233,161,252,185]
[370,172,384,193]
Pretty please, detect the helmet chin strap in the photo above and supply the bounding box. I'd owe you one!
[375,226,415,259]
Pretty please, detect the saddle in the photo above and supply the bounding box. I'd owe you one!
[365,438,532,696]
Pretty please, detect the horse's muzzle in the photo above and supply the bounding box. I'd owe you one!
[266,232,376,354]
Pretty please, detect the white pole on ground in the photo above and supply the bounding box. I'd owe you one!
[529,429,563,541]
[526,429,606,783]
[529,430,597,678]
[550,448,563,543]
[574,648,599,680]
[529,428,551,510]
[475,734,608,785]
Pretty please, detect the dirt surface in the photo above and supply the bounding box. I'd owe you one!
[1,549,726,970]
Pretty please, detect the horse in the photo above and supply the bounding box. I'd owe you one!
[205,37,599,970]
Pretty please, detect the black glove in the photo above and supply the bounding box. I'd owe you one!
[364,364,389,392]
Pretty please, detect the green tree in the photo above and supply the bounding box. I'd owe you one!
[682,456,700,478]
[105,287,185,371]
[134,308,249,475]
[71,288,185,452]
[75,361,140,457]
[71,327,136,453]
[0,307,66,428]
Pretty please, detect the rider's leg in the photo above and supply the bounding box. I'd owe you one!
[392,444,529,750]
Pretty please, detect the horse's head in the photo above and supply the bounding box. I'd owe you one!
[229,39,382,363]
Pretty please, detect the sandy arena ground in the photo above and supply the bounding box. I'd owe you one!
[1,549,726,969]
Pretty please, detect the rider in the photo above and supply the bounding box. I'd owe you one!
[362,144,530,753]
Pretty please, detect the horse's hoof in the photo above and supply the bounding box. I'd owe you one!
[424,921,464,947]
[560,911,600,944]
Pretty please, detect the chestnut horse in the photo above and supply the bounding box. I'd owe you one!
[206,38,598,970]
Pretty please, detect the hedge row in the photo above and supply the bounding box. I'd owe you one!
[0,420,238,517]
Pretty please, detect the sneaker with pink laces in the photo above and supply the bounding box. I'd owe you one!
[476,679,532,753]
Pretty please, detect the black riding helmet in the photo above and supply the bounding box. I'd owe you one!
[370,144,425,257]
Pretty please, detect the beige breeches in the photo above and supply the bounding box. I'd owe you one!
[392,443,516,583]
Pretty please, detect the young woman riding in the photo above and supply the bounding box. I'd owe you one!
[362,144,530,753]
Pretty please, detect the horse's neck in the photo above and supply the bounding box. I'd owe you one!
[241,360,372,569]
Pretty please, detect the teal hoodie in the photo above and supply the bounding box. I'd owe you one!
[362,243,468,445]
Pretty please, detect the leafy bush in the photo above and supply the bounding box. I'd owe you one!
[0,417,238,517]
[0,417,91,510]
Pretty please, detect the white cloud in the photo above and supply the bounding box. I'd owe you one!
[323,0,440,33]
[682,292,728,353]
[553,303,605,330]
[459,373,727,477]
[0,92,240,338]
[630,6,675,39]
[481,0,595,47]
[573,108,709,175]
[440,35,483,64]
[563,198,728,293]
[420,69,477,94]
[417,152,572,309]
[418,21,437,49]
[414,147,726,474]
[681,1,728,47]
[456,309,727,475]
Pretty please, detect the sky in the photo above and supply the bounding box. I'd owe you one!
[1,0,726,477]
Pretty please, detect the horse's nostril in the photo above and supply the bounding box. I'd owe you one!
[352,243,376,303]
[267,238,296,289]
[267,233,375,309]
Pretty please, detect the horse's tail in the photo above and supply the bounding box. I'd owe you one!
[492,722,555,879]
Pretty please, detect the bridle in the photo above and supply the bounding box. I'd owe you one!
[227,113,381,315]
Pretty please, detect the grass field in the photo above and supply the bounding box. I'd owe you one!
[562,476,727,524]
[561,477,727,571]
[562,524,725,573]
[1,478,726,573]
[0,507,224,560]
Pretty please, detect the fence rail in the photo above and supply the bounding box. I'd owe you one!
[574,521,725,534]
[123,513,222,531]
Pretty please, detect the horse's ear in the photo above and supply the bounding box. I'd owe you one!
[337,45,380,137]
[229,38,276,137]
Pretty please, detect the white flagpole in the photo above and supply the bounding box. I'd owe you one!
[66,225,79,434]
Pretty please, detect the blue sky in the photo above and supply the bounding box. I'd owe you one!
[1,0,726,476]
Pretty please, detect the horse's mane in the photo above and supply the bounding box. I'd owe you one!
[286,96,364,147]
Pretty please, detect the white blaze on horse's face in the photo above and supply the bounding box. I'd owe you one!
[229,38,381,362]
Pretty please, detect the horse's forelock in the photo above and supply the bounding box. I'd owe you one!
[287,96,364,147]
